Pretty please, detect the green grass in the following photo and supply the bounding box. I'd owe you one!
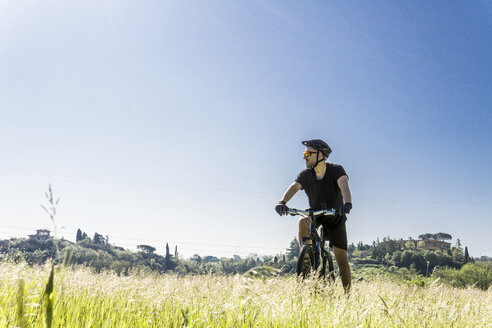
[1,262,490,327]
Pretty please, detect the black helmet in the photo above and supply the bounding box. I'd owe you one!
[302,139,332,158]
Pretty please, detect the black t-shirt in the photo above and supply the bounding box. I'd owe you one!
[295,163,347,211]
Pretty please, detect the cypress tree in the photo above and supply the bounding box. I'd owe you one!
[76,229,82,242]
[165,243,171,268]
[464,246,470,263]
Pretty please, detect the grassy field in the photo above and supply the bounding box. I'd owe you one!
[1,263,490,327]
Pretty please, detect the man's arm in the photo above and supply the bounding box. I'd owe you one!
[280,182,302,203]
[275,182,301,216]
[337,175,352,204]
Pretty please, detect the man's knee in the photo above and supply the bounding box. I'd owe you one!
[298,217,309,231]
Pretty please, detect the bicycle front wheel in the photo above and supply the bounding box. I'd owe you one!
[297,245,315,278]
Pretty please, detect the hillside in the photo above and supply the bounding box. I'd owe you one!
[1,229,490,291]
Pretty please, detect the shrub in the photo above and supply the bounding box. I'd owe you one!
[432,262,492,290]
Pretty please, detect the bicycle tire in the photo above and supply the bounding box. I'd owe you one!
[297,245,315,278]
[314,247,320,270]
[319,227,327,279]
[320,250,327,279]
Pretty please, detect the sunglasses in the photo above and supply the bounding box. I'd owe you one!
[303,150,318,157]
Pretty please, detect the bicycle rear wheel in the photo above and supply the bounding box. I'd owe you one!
[319,249,336,281]
[326,250,336,281]
[297,245,315,278]
[320,250,327,279]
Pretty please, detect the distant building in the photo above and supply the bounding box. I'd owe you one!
[420,239,451,251]
[28,229,51,242]
[398,239,451,251]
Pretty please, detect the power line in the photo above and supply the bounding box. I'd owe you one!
[1,168,490,205]
[0,224,40,231]
[0,168,275,195]
[359,197,489,206]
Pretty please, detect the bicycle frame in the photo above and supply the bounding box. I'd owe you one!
[287,208,337,279]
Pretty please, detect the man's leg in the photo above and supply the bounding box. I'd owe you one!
[298,217,310,246]
[332,245,351,292]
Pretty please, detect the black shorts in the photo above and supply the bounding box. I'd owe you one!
[315,215,348,251]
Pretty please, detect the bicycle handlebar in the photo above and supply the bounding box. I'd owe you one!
[286,208,337,217]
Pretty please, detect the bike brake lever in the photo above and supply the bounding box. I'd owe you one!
[286,209,297,216]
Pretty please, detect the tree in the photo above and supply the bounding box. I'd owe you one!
[419,233,437,240]
[93,233,106,245]
[456,238,462,249]
[464,246,470,263]
[419,233,430,240]
[452,247,464,262]
[400,250,414,268]
[286,238,300,260]
[405,240,416,249]
[76,229,83,242]
[347,243,356,254]
[204,256,219,263]
[436,232,452,242]
[165,243,171,268]
[175,245,178,257]
[191,254,202,262]
[370,237,400,260]
[355,241,370,251]
[137,244,156,254]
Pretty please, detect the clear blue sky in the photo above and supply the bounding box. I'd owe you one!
[1,1,491,257]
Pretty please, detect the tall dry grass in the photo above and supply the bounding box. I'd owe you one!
[1,262,490,327]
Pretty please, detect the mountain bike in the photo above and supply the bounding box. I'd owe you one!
[286,208,337,280]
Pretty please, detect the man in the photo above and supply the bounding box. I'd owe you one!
[275,139,352,291]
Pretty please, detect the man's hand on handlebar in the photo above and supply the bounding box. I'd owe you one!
[275,201,289,216]
[341,202,352,215]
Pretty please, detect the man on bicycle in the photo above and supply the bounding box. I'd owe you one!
[275,139,352,291]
